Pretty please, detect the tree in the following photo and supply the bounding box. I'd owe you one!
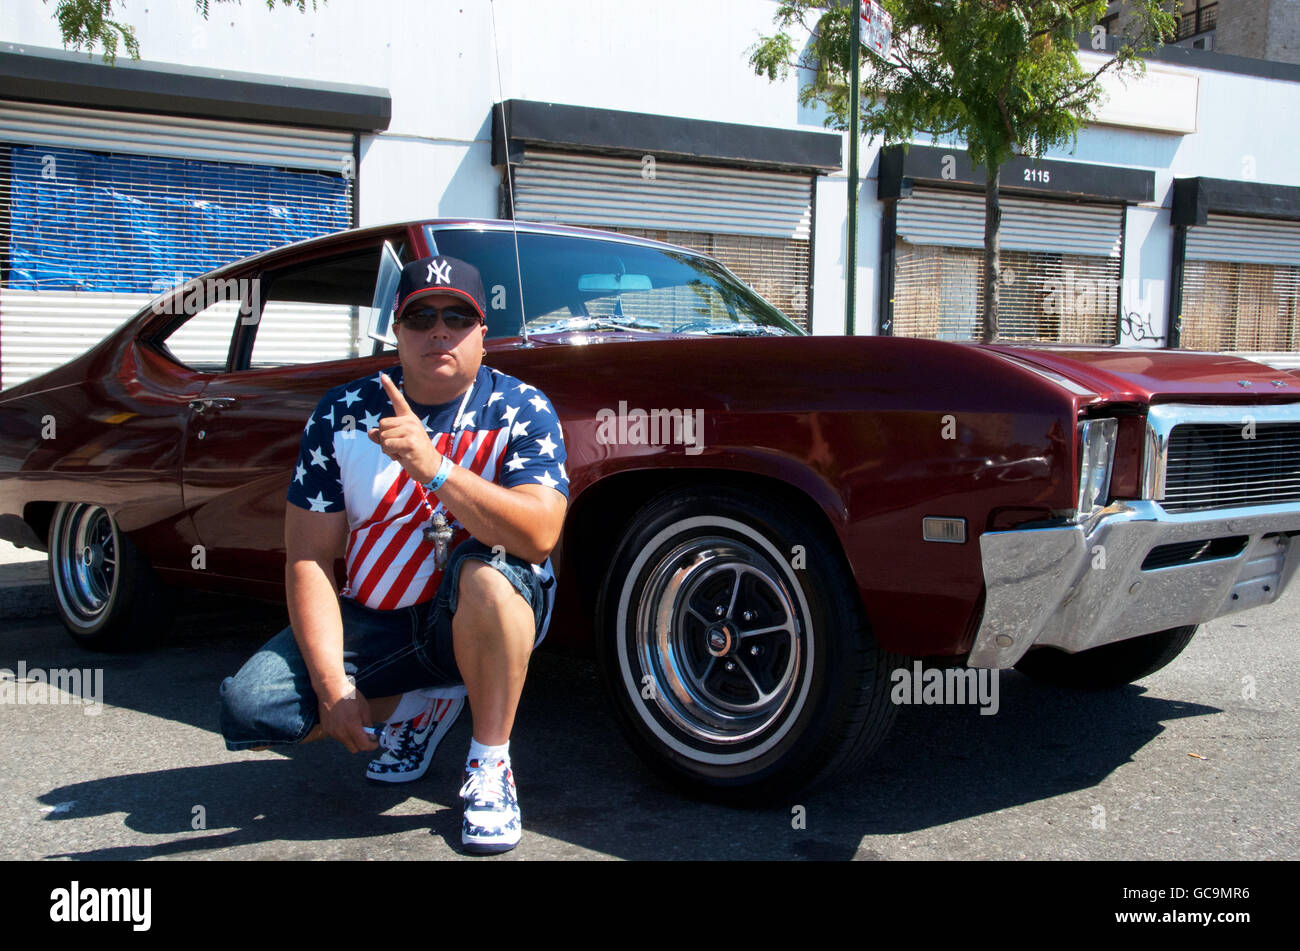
[44,0,320,64]
[750,1,1178,342]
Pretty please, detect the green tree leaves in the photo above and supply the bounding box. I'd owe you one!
[44,0,321,63]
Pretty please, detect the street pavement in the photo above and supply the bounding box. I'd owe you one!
[0,539,1296,861]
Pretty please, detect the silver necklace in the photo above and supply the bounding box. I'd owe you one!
[404,375,475,569]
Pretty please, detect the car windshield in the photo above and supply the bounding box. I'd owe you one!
[425,227,803,339]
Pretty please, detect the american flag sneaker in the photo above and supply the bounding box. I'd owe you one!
[365,696,465,783]
[459,758,521,854]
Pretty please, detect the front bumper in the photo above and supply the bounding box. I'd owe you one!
[968,500,1300,668]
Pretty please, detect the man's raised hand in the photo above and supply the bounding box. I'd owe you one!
[370,372,440,483]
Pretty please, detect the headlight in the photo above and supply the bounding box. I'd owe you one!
[1076,417,1118,522]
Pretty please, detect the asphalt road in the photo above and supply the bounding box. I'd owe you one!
[0,585,1296,862]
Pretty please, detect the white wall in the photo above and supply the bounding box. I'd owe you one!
[3,1,1298,340]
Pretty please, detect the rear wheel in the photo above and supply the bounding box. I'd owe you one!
[1014,625,1199,688]
[596,486,900,802]
[48,502,173,650]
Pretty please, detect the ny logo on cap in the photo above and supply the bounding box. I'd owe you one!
[427,260,452,285]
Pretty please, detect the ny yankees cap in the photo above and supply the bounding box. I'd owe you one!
[395,255,487,323]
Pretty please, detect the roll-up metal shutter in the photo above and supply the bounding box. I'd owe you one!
[509,149,813,329]
[893,188,1122,344]
[0,101,356,388]
[897,188,1122,256]
[1180,214,1300,353]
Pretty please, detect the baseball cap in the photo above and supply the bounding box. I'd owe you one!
[394,255,487,323]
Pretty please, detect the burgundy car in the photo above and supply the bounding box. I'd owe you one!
[2,219,1298,798]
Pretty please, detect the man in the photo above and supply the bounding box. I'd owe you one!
[220,255,568,854]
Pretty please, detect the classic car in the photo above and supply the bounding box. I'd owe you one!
[2,218,1299,800]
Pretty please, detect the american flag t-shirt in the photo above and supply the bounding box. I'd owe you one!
[287,364,569,613]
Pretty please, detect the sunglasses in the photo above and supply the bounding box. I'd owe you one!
[396,305,483,332]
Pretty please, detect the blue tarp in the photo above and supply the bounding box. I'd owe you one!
[8,145,351,292]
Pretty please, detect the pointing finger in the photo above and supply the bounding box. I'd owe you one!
[378,372,415,418]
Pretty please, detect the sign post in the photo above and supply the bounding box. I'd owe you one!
[846,0,893,336]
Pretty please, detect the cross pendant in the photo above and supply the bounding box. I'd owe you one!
[424,512,454,569]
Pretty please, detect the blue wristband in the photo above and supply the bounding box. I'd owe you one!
[425,454,454,492]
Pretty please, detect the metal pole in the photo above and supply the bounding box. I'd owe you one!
[846,3,860,336]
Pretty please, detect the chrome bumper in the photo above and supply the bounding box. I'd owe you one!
[968,500,1300,668]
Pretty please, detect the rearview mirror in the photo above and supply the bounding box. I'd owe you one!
[578,273,652,292]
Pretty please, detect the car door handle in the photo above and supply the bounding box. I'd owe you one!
[189,397,237,413]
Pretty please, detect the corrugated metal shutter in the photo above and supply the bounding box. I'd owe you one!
[510,149,813,329]
[0,101,356,389]
[0,100,354,172]
[1180,215,1300,353]
[512,150,812,239]
[0,290,152,385]
[892,188,1122,344]
[897,188,1123,257]
[1185,214,1300,267]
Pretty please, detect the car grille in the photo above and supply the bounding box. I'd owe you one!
[1162,422,1300,512]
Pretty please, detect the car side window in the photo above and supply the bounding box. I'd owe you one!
[247,243,406,370]
[152,294,247,372]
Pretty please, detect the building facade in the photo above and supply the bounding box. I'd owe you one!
[0,0,1298,388]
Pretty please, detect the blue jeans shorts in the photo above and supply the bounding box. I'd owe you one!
[219,538,545,750]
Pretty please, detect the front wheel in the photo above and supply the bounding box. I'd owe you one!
[596,487,900,802]
[1014,625,1199,688]
[48,502,174,650]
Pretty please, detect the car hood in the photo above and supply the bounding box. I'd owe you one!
[984,345,1300,404]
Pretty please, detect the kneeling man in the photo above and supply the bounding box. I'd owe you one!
[220,255,568,854]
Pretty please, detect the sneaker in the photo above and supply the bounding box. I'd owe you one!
[365,696,465,784]
[459,757,522,854]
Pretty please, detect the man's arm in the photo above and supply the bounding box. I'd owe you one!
[369,373,566,564]
[284,502,377,752]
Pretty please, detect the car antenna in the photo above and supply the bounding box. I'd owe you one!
[489,0,530,348]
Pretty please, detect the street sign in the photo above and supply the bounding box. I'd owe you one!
[859,0,893,58]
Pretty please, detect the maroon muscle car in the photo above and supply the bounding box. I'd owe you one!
[2,219,1298,799]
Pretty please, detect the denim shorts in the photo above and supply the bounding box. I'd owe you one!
[219,538,545,750]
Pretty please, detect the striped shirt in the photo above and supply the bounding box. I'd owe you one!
[287,364,569,617]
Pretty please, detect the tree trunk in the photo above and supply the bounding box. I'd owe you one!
[981,163,1001,343]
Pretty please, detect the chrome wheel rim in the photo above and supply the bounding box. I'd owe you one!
[634,533,804,746]
[52,503,119,629]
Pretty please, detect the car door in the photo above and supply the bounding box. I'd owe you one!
[179,229,420,590]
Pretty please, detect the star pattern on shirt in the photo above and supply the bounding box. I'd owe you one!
[292,367,568,524]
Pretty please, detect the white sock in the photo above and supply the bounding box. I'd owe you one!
[468,737,510,766]
[383,691,433,724]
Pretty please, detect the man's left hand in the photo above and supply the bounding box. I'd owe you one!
[370,372,441,483]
